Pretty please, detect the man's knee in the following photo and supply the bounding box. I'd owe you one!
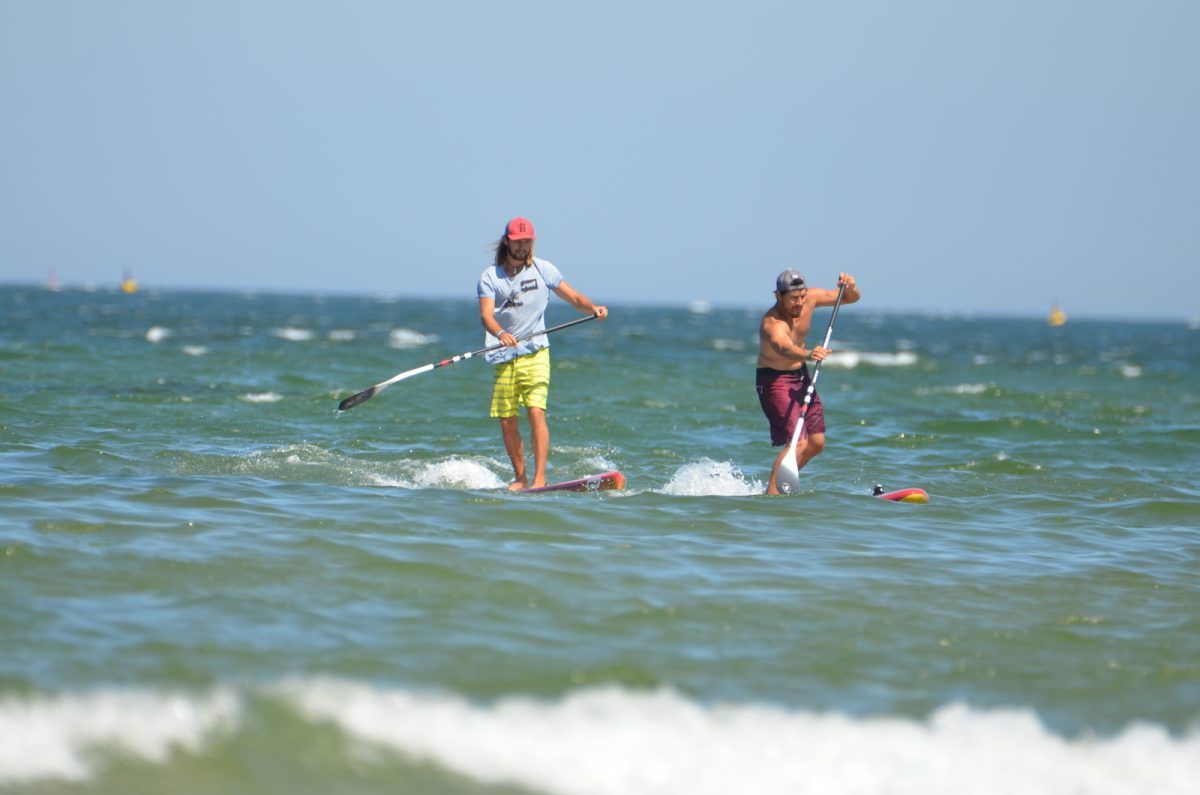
[796,434,825,457]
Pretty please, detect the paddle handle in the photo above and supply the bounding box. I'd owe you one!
[786,281,848,448]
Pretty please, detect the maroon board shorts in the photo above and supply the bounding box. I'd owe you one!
[756,366,825,447]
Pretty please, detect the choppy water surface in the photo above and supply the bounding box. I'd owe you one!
[1,286,1198,793]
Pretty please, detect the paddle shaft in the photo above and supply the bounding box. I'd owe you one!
[783,281,848,452]
[337,315,597,412]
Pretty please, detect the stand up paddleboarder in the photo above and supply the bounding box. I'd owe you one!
[756,270,860,495]
[477,217,608,491]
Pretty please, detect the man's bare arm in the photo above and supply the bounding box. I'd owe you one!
[761,318,812,362]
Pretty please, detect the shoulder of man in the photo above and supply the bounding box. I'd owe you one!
[761,308,792,334]
[477,265,502,295]
[533,258,563,286]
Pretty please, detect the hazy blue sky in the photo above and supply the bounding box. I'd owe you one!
[2,1,1197,319]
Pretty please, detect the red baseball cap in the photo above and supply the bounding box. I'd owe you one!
[504,217,536,240]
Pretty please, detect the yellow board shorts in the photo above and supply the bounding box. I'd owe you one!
[490,347,551,418]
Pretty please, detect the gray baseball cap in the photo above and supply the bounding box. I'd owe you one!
[775,269,806,293]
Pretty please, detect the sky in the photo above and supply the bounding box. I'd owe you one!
[1,1,1197,319]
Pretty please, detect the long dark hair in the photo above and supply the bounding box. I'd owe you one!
[494,237,534,268]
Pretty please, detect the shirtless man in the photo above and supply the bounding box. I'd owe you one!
[756,269,860,494]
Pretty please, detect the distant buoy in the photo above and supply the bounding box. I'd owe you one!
[121,273,139,294]
[1049,306,1067,327]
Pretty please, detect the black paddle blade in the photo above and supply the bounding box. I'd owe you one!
[338,387,376,412]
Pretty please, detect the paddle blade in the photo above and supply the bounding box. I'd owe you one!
[337,363,435,413]
[776,420,807,494]
[337,387,378,412]
[776,454,801,494]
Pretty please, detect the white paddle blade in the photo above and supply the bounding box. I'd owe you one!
[777,452,801,494]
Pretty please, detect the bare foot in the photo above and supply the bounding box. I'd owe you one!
[507,478,528,492]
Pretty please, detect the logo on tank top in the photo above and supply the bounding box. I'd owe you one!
[500,278,540,309]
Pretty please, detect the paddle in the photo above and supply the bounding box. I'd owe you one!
[337,315,597,412]
[776,281,848,494]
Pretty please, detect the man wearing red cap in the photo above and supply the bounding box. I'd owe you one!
[477,217,608,490]
[757,269,860,494]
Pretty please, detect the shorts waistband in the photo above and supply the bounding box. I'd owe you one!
[756,365,810,378]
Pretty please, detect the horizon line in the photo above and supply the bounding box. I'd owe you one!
[1,280,1195,326]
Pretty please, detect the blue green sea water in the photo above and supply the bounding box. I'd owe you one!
[1,284,1198,793]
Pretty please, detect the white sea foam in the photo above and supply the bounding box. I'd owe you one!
[239,392,283,403]
[1119,364,1143,378]
[0,688,239,785]
[823,350,918,368]
[918,383,992,396]
[279,681,1200,795]
[144,326,172,343]
[237,444,338,478]
[580,453,617,473]
[688,300,712,315]
[271,327,315,342]
[233,445,487,490]
[2,682,1197,792]
[710,337,747,352]
[181,345,208,356]
[327,329,356,342]
[389,328,440,348]
[413,458,506,490]
[661,460,762,496]
[366,473,419,488]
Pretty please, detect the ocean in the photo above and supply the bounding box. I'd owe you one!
[1,285,1197,794]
